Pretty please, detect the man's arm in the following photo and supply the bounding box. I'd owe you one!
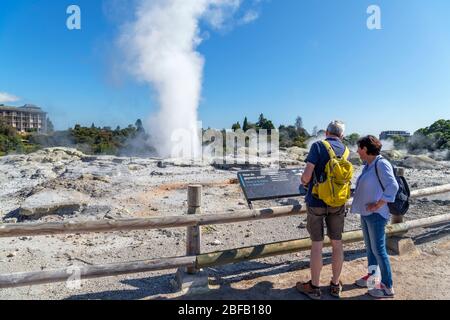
[301,162,316,186]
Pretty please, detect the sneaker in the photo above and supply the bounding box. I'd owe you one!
[296,280,322,300]
[355,274,371,288]
[368,283,395,299]
[330,280,343,298]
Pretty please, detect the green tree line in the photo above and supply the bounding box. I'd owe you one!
[386,119,450,152]
[0,119,155,156]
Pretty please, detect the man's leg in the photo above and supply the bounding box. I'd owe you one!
[326,206,346,285]
[331,240,344,285]
[310,241,323,287]
[306,206,326,287]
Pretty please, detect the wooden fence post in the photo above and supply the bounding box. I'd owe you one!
[186,185,202,274]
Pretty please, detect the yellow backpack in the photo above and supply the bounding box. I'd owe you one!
[312,140,353,207]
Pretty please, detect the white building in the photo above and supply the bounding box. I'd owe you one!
[379,131,411,140]
[0,104,47,133]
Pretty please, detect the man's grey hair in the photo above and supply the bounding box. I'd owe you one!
[327,120,346,138]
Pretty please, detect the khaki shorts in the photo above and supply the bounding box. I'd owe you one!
[306,205,346,241]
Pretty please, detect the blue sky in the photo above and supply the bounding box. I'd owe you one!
[1,0,449,135]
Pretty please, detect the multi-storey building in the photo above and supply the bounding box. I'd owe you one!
[379,130,411,140]
[0,104,47,133]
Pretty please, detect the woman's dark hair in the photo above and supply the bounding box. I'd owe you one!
[357,135,383,156]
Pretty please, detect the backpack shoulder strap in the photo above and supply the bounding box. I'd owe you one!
[374,158,385,192]
[321,140,337,160]
[342,147,350,160]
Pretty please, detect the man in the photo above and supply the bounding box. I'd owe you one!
[297,120,348,300]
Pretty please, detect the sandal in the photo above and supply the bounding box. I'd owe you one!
[296,280,321,300]
[330,280,343,298]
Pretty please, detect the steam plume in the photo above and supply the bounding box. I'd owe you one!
[118,0,255,158]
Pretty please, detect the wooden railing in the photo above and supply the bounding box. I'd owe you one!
[0,184,449,289]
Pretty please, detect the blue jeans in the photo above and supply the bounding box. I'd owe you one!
[360,213,393,288]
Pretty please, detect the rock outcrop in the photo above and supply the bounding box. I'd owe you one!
[399,155,444,170]
[381,150,407,161]
[19,190,89,218]
[285,147,309,162]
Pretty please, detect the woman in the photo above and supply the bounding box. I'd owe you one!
[351,135,399,298]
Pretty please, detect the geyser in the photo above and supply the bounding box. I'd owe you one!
[118,0,248,159]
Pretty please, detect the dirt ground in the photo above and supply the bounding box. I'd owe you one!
[153,231,450,300]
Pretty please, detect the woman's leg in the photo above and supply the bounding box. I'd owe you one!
[361,215,378,271]
[367,214,393,288]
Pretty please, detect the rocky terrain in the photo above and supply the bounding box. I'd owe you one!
[0,147,449,300]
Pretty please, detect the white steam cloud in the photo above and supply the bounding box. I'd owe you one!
[239,10,259,25]
[117,0,259,158]
[0,92,20,104]
[380,139,395,151]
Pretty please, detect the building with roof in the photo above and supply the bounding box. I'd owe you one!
[0,104,47,133]
[379,131,411,140]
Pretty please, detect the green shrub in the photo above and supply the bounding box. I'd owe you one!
[411,119,450,151]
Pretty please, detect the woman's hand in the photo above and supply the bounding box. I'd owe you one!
[366,199,387,212]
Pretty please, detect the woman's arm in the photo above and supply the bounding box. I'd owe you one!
[367,159,399,212]
[378,159,399,203]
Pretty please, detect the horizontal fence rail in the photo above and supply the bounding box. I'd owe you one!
[0,256,196,289]
[1,184,449,238]
[0,205,303,238]
[196,213,450,268]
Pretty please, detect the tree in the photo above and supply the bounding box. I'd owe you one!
[135,119,145,133]
[344,133,360,146]
[295,116,303,131]
[243,117,249,132]
[389,135,408,149]
[257,114,265,127]
[0,120,25,155]
[412,119,450,151]
[278,123,309,148]
[0,119,17,137]
[256,114,275,131]
[312,126,318,137]
[231,122,241,131]
[261,120,275,130]
[293,136,307,148]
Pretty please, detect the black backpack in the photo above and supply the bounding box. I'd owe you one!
[374,158,410,216]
